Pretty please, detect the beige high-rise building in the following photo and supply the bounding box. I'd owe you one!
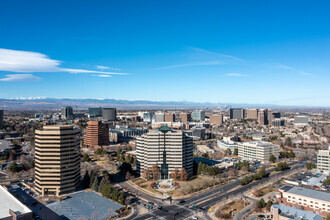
[246,109,258,120]
[210,114,223,124]
[165,113,175,122]
[180,113,191,122]
[35,125,80,196]
[136,126,193,179]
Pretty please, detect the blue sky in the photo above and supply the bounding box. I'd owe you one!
[0,0,330,106]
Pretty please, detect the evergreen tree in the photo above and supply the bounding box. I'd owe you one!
[269,154,276,163]
[233,148,238,155]
[102,182,111,198]
[91,177,99,191]
[118,192,125,205]
[98,177,106,192]
[265,200,273,211]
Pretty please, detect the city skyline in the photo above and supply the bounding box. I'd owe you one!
[1,1,330,107]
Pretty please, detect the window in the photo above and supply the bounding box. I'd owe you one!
[310,201,314,203]
[288,196,291,198]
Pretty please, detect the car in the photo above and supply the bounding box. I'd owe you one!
[156,205,163,209]
[192,216,198,220]
[178,200,185,204]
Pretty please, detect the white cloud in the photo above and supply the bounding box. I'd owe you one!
[96,65,122,71]
[156,61,223,70]
[0,74,41,82]
[0,48,127,75]
[277,64,312,76]
[225,73,247,77]
[97,74,112,78]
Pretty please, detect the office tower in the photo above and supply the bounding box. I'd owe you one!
[209,114,223,124]
[88,107,102,117]
[246,109,258,120]
[102,108,117,121]
[238,141,279,163]
[258,109,269,125]
[35,125,80,196]
[317,147,330,174]
[271,112,281,119]
[61,106,73,120]
[192,110,205,121]
[0,109,3,129]
[141,112,154,123]
[165,113,175,122]
[136,126,193,179]
[180,113,191,122]
[272,119,285,127]
[84,121,109,147]
[154,112,165,122]
[229,108,244,120]
[294,115,309,126]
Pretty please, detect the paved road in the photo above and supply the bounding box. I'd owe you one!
[124,161,304,220]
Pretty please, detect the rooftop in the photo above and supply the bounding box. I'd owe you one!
[273,204,323,220]
[280,185,330,202]
[47,191,123,219]
[0,185,32,218]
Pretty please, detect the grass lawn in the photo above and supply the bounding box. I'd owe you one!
[131,178,163,195]
[253,185,275,197]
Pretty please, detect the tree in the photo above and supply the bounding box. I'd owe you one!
[98,177,106,192]
[8,162,19,172]
[306,162,317,170]
[225,148,231,156]
[83,153,91,162]
[258,167,267,178]
[170,168,179,180]
[257,198,266,209]
[288,150,295,158]
[91,177,99,191]
[265,200,273,211]
[274,162,290,171]
[142,168,151,180]
[269,154,276,163]
[82,170,90,188]
[116,149,122,161]
[125,155,132,164]
[102,182,111,198]
[322,176,330,186]
[28,160,35,169]
[179,168,189,181]
[118,192,125,205]
[151,165,160,180]
[233,148,238,156]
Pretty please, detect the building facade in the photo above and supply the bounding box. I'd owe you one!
[209,114,223,124]
[154,112,165,122]
[258,109,269,125]
[229,108,244,120]
[34,125,80,196]
[238,141,279,163]
[276,185,330,218]
[165,113,175,122]
[102,108,117,121]
[192,110,205,121]
[246,109,258,120]
[180,113,191,122]
[317,147,330,174]
[88,107,102,117]
[84,121,109,147]
[272,119,285,127]
[61,106,73,120]
[294,115,309,126]
[136,126,193,179]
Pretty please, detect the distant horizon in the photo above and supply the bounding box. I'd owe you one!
[0,97,329,109]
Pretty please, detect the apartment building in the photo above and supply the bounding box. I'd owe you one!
[136,125,193,179]
[317,147,330,174]
[277,185,330,218]
[84,121,109,147]
[238,141,279,163]
[34,125,80,196]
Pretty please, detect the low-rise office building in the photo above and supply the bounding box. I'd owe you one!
[238,141,279,163]
[0,185,33,220]
[217,137,239,152]
[276,185,330,218]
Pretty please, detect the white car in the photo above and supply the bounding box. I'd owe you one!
[192,216,198,220]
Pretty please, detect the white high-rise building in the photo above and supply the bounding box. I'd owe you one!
[238,141,279,163]
[317,146,330,174]
[136,125,193,179]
